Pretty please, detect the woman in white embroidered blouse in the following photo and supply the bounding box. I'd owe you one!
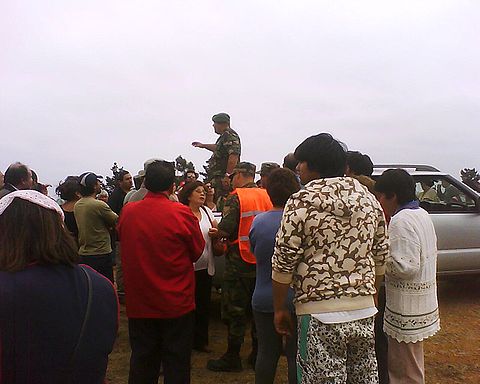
[375,169,440,384]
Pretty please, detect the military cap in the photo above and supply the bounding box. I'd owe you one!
[232,162,256,176]
[257,162,280,176]
[212,112,230,124]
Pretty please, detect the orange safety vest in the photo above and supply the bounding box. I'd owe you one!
[230,187,273,264]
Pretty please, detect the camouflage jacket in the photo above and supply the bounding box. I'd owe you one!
[272,177,389,315]
[208,128,241,178]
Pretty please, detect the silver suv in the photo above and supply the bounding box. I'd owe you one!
[373,165,480,276]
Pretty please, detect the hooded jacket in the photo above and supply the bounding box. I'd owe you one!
[272,177,388,315]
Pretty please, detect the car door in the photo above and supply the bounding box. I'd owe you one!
[414,175,480,275]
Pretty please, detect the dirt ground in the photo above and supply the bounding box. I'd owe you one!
[106,276,480,383]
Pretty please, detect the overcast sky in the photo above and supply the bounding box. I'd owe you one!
[1,1,479,192]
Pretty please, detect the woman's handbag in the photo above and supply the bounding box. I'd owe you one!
[201,206,227,257]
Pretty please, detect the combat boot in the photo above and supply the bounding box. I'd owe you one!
[206,340,242,372]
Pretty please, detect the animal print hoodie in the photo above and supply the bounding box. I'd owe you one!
[272,177,388,315]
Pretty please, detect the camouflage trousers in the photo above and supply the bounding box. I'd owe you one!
[221,253,256,346]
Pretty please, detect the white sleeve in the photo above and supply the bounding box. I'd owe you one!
[387,218,421,279]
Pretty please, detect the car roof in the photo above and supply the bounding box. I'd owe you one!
[372,164,448,177]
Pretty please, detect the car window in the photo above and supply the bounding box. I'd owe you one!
[415,176,477,213]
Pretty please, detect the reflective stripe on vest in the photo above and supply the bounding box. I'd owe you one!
[234,188,273,264]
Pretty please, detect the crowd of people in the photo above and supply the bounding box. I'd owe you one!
[0,112,440,384]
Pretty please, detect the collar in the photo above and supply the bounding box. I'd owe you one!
[240,182,257,188]
[145,191,171,199]
[4,183,18,192]
[394,200,420,216]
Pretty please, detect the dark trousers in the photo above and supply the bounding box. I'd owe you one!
[253,311,297,384]
[79,254,114,283]
[128,312,194,384]
[375,284,389,384]
[193,269,212,349]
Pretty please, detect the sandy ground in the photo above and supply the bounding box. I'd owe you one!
[106,276,480,383]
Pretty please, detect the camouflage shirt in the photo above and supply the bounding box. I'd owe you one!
[208,128,241,178]
[218,182,257,277]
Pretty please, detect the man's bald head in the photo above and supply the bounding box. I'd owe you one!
[4,162,34,190]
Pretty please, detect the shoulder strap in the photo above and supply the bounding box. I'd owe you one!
[200,205,214,227]
[69,266,93,368]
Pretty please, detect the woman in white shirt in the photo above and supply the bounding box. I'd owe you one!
[179,181,217,352]
[375,169,440,384]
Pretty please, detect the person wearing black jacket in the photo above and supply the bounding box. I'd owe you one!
[107,170,133,296]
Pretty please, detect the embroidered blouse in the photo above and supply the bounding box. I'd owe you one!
[384,207,440,343]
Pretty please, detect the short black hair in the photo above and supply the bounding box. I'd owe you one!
[184,170,198,179]
[178,181,204,205]
[266,168,300,207]
[56,176,81,201]
[374,169,416,205]
[294,133,346,178]
[78,172,98,197]
[346,151,374,176]
[144,160,175,193]
[4,162,30,187]
[282,153,298,172]
[79,184,95,196]
[115,170,130,182]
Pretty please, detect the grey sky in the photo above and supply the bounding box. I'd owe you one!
[1,1,479,191]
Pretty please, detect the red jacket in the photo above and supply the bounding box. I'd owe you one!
[117,192,205,318]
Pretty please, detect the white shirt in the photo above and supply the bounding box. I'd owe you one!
[194,206,215,276]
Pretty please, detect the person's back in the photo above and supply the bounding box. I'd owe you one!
[116,160,204,384]
[119,194,204,317]
[0,264,118,384]
[272,134,388,384]
[274,176,386,312]
[0,191,118,384]
[251,210,295,314]
[75,197,117,255]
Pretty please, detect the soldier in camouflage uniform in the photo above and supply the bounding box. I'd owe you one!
[207,162,270,372]
[192,112,240,202]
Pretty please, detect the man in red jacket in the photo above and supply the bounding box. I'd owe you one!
[118,160,205,384]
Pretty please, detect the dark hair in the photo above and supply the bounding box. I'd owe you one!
[178,181,205,205]
[346,151,374,176]
[31,170,38,184]
[374,169,416,205]
[421,179,435,188]
[56,176,81,201]
[133,175,143,190]
[115,170,130,182]
[144,160,175,193]
[266,168,301,207]
[0,199,79,272]
[184,170,198,180]
[79,183,95,196]
[283,153,299,172]
[4,162,30,187]
[294,133,346,178]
